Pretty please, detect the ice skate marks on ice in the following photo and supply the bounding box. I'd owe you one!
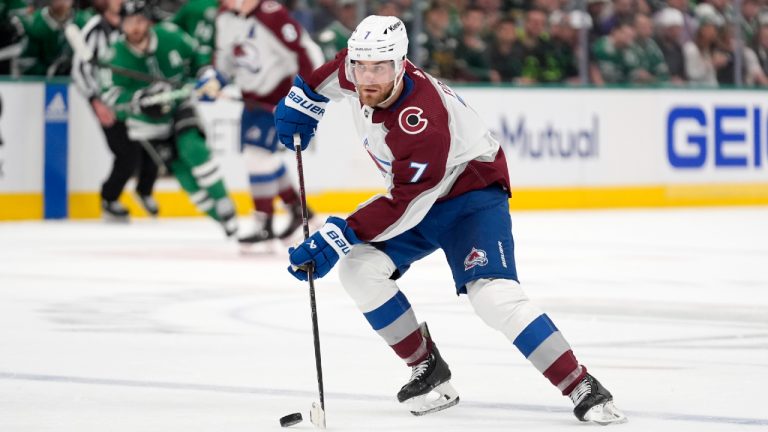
[405,380,460,416]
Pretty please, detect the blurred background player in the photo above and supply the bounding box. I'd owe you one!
[275,15,626,424]
[100,0,238,236]
[18,0,91,76]
[169,0,216,61]
[195,0,323,246]
[72,0,160,221]
[0,0,26,75]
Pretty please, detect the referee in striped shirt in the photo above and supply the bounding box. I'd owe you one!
[72,0,159,220]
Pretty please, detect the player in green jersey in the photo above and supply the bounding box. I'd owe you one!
[19,0,92,76]
[170,0,216,63]
[100,0,238,237]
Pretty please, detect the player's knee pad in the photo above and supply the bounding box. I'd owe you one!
[466,278,543,341]
[338,244,400,311]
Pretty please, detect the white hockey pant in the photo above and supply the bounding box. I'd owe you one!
[338,244,428,364]
[243,145,292,199]
[466,278,544,343]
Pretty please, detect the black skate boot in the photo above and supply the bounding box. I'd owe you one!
[136,194,159,217]
[102,199,129,222]
[238,212,274,244]
[569,373,627,425]
[277,203,313,241]
[396,323,460,416]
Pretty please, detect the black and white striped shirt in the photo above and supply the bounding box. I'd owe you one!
[71,14,121,102]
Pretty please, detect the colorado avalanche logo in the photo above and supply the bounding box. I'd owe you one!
[464,247,488,271]
[398,106,428,135]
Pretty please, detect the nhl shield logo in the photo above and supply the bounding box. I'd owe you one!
[464,247,488,271]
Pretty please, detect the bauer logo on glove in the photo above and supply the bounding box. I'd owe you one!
[287,216,360,281]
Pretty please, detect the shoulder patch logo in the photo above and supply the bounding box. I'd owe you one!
[464,247,488,271]
[281,23,298,42]
[398,106,428,135]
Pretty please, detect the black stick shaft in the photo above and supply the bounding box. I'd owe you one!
[294,135,326,413]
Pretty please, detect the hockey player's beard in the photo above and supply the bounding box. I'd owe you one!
[125,31,150,52]
[358,80,396,108]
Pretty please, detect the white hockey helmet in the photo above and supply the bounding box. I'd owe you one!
[345,15,409,87]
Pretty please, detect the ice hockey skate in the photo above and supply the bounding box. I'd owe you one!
[569,372,627,425]
[238,212,276,252]
[277,204,309,241]
[101,199,129,222]
[397,323,460,416]
[277,204,321,245]
[136,194,159,217]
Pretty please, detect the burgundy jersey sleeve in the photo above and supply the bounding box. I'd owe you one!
[253,0,315,77]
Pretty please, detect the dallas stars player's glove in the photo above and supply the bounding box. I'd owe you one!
[132,82,174,119]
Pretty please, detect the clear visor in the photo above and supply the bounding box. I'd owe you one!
[345,59,402,86]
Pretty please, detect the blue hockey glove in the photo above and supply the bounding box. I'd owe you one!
[287,216,361,281]
[275,75,329,151]
[195,67,227,101]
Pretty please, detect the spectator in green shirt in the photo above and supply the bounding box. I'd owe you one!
[590,20,640,84]
[632,13,669,83]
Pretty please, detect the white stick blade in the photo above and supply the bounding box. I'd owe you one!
[309,402,326,429]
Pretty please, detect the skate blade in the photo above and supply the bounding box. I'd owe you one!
[406,382,460,416]
[583,401,628,425]
[309,401,326,429]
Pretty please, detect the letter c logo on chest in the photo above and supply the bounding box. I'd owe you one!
[398,106,428,135]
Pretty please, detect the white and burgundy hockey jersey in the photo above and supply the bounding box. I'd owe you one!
[215,0,323,108]
[307,49,511,243]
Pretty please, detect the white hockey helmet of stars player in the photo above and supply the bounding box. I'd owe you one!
[345,15,409,89]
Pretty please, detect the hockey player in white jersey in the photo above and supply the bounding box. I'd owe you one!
[196,0,324,245]
[274,15,627,424]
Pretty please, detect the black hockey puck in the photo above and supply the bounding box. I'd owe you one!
[279,412,303,427]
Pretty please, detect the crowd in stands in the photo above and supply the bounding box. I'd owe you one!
[2,0,768,86]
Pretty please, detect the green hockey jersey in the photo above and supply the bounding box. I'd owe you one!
[170,0,217,60]
[100,22,209,138]
[18,6,92,76]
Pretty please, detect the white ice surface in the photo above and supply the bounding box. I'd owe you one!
[1,208,767,431]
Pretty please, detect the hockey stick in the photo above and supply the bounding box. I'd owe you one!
[136,138,168,177]
[294,134,326,429]
[64,23,179,85]
[112,84,195,113]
